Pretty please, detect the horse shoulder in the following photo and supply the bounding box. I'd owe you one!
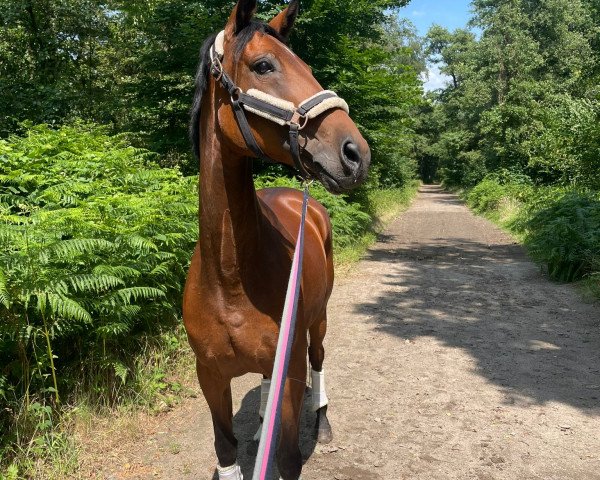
[257,187,334,313]
[256,187,332,250]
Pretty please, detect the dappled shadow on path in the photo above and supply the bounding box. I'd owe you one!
[355,187,600,413]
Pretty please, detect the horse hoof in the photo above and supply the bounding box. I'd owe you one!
[317,426,333,444]
[315,405,333,444]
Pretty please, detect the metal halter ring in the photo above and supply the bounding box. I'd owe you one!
[230,87,242,102]
[290,111,309,131]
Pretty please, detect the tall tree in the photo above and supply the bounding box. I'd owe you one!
[0,0,423,185]
[101,1,221,161]
[422,0,600,188]
[0,0,111,136]
[426,26,476,90]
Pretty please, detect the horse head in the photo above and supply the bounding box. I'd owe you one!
[212,0,371,193]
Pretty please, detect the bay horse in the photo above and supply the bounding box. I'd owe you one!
[183,0,370,478]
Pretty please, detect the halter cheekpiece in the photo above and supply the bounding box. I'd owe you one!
[209,30,349,178]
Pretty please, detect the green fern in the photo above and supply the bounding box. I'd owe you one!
[44,293,92,324]
[96,322,133,338]
[112,361,130,385]
[0,268,9,309]
[0,123,198,428]
[149,263,171,277]
[66,274,125,294]
[92,265,142,280]
[47,238,115,260]
[112,287,166,304]
[120,235,159,253]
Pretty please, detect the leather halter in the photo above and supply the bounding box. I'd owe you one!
[209,31,349,179]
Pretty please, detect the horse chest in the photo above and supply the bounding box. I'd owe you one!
[192,285,283,373]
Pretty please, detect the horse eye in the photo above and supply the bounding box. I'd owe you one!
[253,60,274,75]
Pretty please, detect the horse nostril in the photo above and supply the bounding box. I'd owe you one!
[342,141,362,167]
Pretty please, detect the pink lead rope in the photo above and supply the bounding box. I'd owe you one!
[252,185,310,480]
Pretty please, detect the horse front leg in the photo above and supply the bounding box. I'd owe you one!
[196,359,241,479]
[276,338,308,480]
[308,313,333,444]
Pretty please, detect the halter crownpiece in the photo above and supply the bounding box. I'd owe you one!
[209,30,350,178]
[214,30,225,57]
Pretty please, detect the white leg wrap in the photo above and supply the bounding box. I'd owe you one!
[217,463,243,480]
[254,378,271,441]
[253,423,262,442]
[311,369,329,412]
[259,378,270,418]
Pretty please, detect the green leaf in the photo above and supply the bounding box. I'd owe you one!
[0,268,9,308]
[45,293,92,324]
[67,274,124,293]
[46,238,114,260]
[113,287,166,304]
[113,361,129,385]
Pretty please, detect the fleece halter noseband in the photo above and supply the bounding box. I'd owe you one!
[209,30,349,179]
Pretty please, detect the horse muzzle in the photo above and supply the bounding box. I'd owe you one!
[305,133,371,194]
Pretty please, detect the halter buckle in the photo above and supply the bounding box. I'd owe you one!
[211,57,224,82]
[290,111,308,131]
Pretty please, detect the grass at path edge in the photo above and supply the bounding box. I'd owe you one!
[459,180,600,303]
[334,182,420,268]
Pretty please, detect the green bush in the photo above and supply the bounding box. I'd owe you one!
[467,178,512,213]
[0,123,198,451]
[527,96,600,189]
[515,191,600,282]
[467,171,533,214]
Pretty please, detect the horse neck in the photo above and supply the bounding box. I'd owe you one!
[198,85,262,286]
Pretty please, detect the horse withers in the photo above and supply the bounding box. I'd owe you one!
[183,1,370,478]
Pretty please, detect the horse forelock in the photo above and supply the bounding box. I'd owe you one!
[234,21,285,58]
[189,22,286,161]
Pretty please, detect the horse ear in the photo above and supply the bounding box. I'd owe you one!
[225,0,257,38]
[268,0,299,41]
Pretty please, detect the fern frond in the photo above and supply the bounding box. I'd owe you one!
[120,235,158,253]
[0,224,26,242]
[113,287,165,304]
[47,238,114,259]
[0,268,10,308]
[149,263,171,277]
[117,304,142,320]
[96,322,132,338]
[92,265,142,279]
[112,361,129,384]
[45,293,92,323]
[67,274,124,293]
[49,280,70,296]
[52,317,87,336]
[154,251,176,261]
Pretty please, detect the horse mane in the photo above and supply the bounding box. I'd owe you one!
[190,32,218,162]
[189,22,285,161]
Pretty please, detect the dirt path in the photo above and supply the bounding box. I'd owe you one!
[97,185,600,480]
